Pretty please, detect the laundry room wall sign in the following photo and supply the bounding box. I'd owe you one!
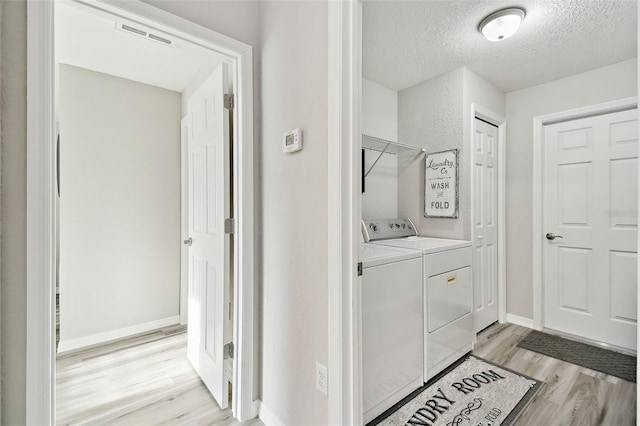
[424,149,459,218]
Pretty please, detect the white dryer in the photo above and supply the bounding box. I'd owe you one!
[359,243,423,424]
[363,219,474,381]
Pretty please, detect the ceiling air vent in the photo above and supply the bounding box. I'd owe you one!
[116,22,176,48]
[148,33,173,46]
[120,23,147,37]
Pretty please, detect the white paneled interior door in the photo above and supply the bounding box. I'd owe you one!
[185,63,232,408]
[473,118,499,333]
[543,108,638,351]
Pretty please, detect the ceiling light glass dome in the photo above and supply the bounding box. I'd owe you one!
[479,8,526,42]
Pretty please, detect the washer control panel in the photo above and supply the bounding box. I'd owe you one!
[362,218,418,242]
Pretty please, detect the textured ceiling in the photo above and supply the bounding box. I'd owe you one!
[363,0,638,92]
[56,2,224,92]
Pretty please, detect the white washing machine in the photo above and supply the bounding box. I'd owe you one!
[363,218,474,381]
[359,243,423,424]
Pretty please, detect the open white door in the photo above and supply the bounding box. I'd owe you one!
[185,63,232,408]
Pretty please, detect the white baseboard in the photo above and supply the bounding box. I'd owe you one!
[57,315,180,354]
[506,313,534,329]
[258,401,285,426]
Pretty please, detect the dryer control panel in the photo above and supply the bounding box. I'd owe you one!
[362,218,418,242]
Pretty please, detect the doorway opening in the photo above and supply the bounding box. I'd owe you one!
[26,0,256,423]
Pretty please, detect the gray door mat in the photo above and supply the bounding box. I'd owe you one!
[517,330,636,382]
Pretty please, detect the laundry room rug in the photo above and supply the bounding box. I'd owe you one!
[517,330,636,382]
[371,356,542,426]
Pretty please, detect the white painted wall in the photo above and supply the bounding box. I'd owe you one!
[0,7,3,419]
[259,1,328,424]
[505,58,638,319]
[58,65,181,346]
[1,1,27,422]
[463,68,506,122]
[363,78,397,141]
[362,78,398,219]
[398,68,467,238]
[0,3,7,423]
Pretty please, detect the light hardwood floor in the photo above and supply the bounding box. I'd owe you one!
[472,323,636,426]
[56,325,264,426]
[57,323,636,425]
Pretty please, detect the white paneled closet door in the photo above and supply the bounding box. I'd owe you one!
[543,108,638,351]
[473,118,499,333]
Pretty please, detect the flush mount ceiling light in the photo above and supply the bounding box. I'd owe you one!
[478,7,526,42]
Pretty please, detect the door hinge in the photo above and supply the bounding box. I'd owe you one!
[224,94,234,110]
[224,342,234,359]
[224,218,235,234]
[357,262,363,277]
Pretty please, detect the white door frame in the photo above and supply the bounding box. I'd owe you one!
[531,96,638,330]
[26,0,256,423]
[327,1,362,424]
[469,104,507,327]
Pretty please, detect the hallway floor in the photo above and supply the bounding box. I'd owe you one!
[56,325,264,425]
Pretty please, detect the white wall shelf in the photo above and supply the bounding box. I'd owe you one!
[362,134,425,155]
[361,134,424,178]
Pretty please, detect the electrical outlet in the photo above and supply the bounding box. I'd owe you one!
[316,362,328,396]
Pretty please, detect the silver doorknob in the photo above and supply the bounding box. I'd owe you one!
[183,237,193,246]
[546,233,563,240]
